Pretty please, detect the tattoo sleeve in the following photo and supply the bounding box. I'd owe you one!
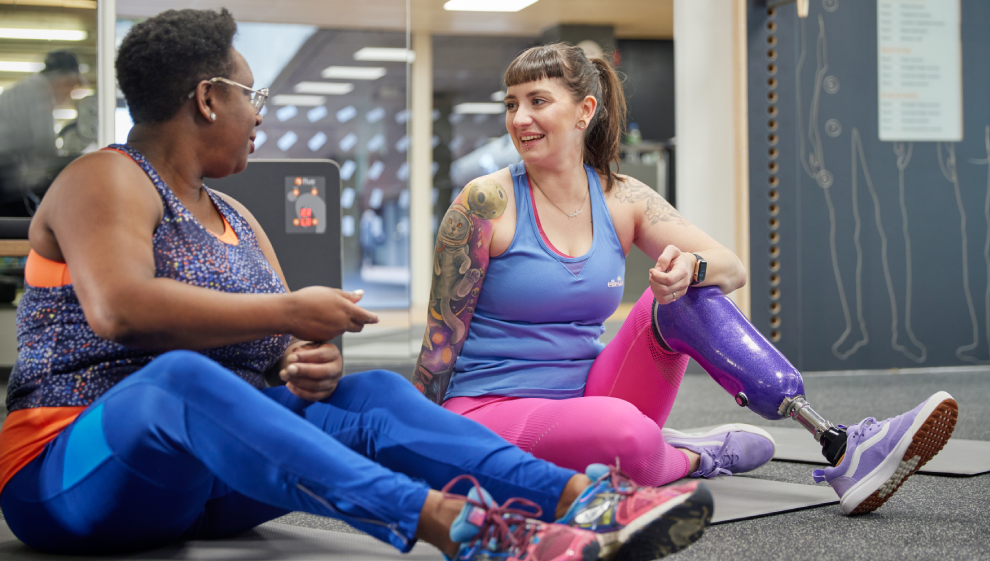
[413,178,508,404]
[613,180,689,227]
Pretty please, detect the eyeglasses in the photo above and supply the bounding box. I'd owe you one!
[187,77,269,114]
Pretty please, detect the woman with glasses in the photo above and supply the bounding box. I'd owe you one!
[0,8,716,560]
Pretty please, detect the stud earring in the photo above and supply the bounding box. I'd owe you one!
[210,112,216,121]
[578,119,587,130]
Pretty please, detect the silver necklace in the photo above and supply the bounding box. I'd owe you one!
[531,175,589,219]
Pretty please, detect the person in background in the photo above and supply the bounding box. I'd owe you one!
[0,51,84,215]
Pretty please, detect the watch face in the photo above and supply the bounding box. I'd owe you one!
[693,254,707,284]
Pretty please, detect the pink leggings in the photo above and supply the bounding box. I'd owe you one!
[444,288,692,486]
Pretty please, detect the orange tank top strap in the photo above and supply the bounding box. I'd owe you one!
[25,249,71,287]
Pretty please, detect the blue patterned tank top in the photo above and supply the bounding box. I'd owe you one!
[6,144,291,412]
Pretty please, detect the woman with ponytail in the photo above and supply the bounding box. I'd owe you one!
[415,43,958,522]
[415,43,770,488]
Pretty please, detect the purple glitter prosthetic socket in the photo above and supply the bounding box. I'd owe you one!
[652,286,804,420]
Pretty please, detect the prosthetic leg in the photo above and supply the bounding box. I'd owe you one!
[652,286,848,466]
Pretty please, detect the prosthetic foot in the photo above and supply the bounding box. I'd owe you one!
[813,392,958,515]
[652,286,846,465]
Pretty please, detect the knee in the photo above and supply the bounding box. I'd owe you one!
[338,369,419,406]
[151,350,216,372]
[611,421,662,464]
[351,369,410,389]
[588,400,662,462]
[133,351,233,392]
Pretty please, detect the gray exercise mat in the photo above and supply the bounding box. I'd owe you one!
[0,520,445,561]
[0,476,837,559]
[703,475,837,524]
[760,426,990,476]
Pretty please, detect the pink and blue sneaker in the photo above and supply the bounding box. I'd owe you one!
[661,424,776,478]
[557,463,713,560]
[444,475,601,561]
[812,391,958,515]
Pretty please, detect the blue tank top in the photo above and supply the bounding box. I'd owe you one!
[446,162,626,400]
[6,144,291,412]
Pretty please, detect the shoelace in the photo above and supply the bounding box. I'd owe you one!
[595,460,638,496]
[693,440,735,479]
[702,463,733,479]
[849,418,877,440]
[442,474,543,553]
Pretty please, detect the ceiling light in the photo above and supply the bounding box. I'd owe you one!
[293,82,354,95]
[443,0,539,12]
[277,131,298,151]
[307,105,328,122]
[53,108,77,120]
[276,105,298,121]
[308,132,327,152]
[0,0,96,8]
[337,105,357,123]
[272,94,326,106]
[490,90,505,102]
[454,102,506,115]
[353,48,415,63]
[321,66,386,80]
[0,28,88,41]
[0,61,44,73]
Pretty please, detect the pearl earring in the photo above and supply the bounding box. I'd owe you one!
[210,112,216,121]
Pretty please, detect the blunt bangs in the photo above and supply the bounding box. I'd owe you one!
[504,47,569,88]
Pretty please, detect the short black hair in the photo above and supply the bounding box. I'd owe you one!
[42,50,80,75]
[116,8,237,124]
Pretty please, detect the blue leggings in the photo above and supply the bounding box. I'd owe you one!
[0,351,574,555]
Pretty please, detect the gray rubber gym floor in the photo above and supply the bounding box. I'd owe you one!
[1,365,988,560]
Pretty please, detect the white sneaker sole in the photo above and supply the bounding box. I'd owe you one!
[662,423,777,457]
[838,391,958,515]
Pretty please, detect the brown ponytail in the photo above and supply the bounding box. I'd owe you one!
[504,43,627,191]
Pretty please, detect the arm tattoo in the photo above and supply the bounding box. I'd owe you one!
[614,180,689,227]
[644,196,689,226]
[413,178,508,404]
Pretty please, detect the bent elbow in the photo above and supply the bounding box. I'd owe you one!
[87,304,142,346]
[734,263,748,292]
[720,255,748,294]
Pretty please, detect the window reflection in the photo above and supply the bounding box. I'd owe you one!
[0,2,97,216]
[254,29,411,309]
[433,36,535,227]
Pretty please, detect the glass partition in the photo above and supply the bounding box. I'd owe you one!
[0,0,99,217]
[253,28,412,309]
[432,35,535,223]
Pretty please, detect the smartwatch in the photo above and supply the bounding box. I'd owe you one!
[691,253,707,285]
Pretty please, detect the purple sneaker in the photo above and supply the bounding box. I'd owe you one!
[662,424,776,478]
[813,391,958,515]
